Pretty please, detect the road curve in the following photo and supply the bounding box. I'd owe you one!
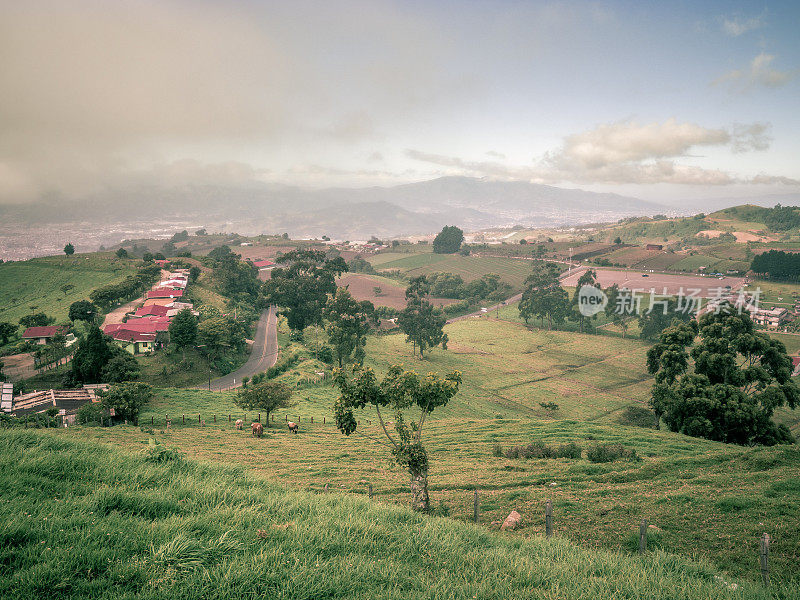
[209,305,278,391]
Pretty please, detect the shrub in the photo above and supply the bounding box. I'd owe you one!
[499,441,582,460]
[586,443,640,463]
[315,345,334,364]
[618,405,656,428]
[539,402,559,411]
[144,438,184,464]
[265,353,300,379]
[77,402,104,425]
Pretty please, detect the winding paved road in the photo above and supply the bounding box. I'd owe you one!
[208,305,278,391]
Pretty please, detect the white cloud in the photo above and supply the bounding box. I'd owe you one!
[406,118,795,186]
[721,13,766,36]
[713,53,795,91]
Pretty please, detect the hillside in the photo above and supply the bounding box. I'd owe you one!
[0,429,786,599]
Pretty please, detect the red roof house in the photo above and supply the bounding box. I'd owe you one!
[22,326,68,345]
[252,260,276,268]
[147,288,184,299]
[134,304,171,318]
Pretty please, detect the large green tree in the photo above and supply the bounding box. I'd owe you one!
[69,300,97,324]
[71,326,114,384]
[647,303,798,445]
[264,250,347,331]
[333,365,461,512]
[398,277,448,358]
[519,263,569,329]
[63,243,75,256]
[639,297,693,340]
[432,225,464,254]
[235,380,295,426]
[323,288,374,367]
[98,382,152,424]
[169,308,198,359]
[569,269,599,333]
[0,322,17,345]
[19,313,55,329]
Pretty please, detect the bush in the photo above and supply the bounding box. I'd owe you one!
[289,330,304,343]
[144,439,184,463]
[499,441,582,460]
[586,443,640,463]
[539,402,559,411]
[77,402,105,425]
[265,353,300,379]
[618,405,656,428]
[315,345,334,364]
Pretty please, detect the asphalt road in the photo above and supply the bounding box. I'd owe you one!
[208,305,278,391]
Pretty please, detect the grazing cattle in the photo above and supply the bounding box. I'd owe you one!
[251,422,263,438]
[287,422,298,434]
[235,419,244,430]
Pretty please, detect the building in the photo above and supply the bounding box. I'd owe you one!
[147,288,184,300]
[645,244,663,251]
[751,307,791,329]
[1,383,13,413]
[21,325,68,345]
[104,326,158,354]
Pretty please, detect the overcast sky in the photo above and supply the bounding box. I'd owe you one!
[1,0,798,204]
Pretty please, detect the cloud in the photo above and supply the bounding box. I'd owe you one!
[713,53,795,91]
[721,13,766,36]
[485,151,506,159]
[406,118,795,187]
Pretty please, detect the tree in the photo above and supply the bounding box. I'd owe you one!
[195,228,207,236]
[19,313,54,328]
[161,241,178,257]
[373,286,382,297]
[433,225,464,254]
[569,269,599,333]
[69,300,97,324]
[71,326,114,384]
[142,252,154,263]
[60,284,75,297]
[98,382,152,423]
[323,288,374,367]
[603,284,629,338]
[334,365,461,512]
[169,308,198,359]
[518,263,569,329]
[115,248,129,259]
[398,277,448,358]
[638,297,692,340]
[235,380,295,426]
[64,243,75,256]
[0,322,17,345]
[101,351,141,383]
[189,266,201,283]
[264,250,347,331]
[614,237,622,244]
[647,303,798,445]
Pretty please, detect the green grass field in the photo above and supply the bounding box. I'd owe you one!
[0,254,136,330]
[4,429,789,599]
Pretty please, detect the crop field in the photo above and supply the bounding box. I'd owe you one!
[396,255,537,288]
[370,252,451,271]
[337,273,457,310]
[634,253,685,271]
[0,254,136,330]
[600,247,660,266]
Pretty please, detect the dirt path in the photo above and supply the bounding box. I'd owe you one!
[101,296,145,327]
[2,352,36,381]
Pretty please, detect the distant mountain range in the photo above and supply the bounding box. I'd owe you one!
[1,176,798,240]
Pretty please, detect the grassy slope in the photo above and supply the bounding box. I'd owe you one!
[1,429,789,600]
[0,254,136,328]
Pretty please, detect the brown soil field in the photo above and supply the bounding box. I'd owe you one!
[337,273,457,310]
[561,268,745,297]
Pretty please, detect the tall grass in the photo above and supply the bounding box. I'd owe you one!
[0,429,789,599]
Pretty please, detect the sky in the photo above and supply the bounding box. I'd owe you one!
[0,0,799,205]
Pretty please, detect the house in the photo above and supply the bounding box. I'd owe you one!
[21,325,68,345]
[154,259,171,267]
[751,307,791,329]
[1,383,13,413]
[645,244,663,251]
[147,288,184,299]
[252,259,276,269]
[104,326,158,354]
[10,388,94,420]
[133,304,171,318]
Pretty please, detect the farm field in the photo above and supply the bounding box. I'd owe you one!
[3,430,788,600]
[337,273,457,310]
[0,254,136,330]
[561,268,745,297]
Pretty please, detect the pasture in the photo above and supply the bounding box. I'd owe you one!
[561,268,745,297]
[0,254,136,330]
[3,429,788,599]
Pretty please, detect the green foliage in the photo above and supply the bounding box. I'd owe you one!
[235,379,295,424]
[98,382,153,423]
[90,264,161,310]
[751,249,800,281]
[68,300,97,324]
[500,441,582,459]
[586,443,640,463]
[100,351,141,383]
[144,438,184,463]
[19,313,54,328]
[519,263,569,329]
[264,250,347,331]
[432,225,464,254]
[647,304,799,445]
[63,242,75,256]
[263,352,300,379]
[169,308,198,357]
[77,401,104,425]
[115,248,129,259]
[347,256,376,274]
[638,297,693,341]
[0,322,17,345]
[617,405,657,428]
[71,326,114,384]
[323,288,373,367]
[570,269,599,332]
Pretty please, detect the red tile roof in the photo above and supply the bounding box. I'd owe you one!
[104,318,169,335]
[22,326,67,339]
[147,289,184,299]
[252,259,276,268]
[107,329,158,343]
[134,304,170,317]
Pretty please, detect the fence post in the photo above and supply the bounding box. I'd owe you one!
[198,414,201,424]
[323,417,326,424]
[368,484,373,499]
[182,414,185,425]
[760,533,770,587]
[545,499,553,537]
[228,414,231,423]
[639,519,648,554]
[151,416,154,425]
[473,490,479,523]
[213,414,216,424]
[258,413,261,423]
[311,416,313,424]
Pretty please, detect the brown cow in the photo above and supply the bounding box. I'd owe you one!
[251,422,263,438]
[235,419,244,430]
[287,421,298,434]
